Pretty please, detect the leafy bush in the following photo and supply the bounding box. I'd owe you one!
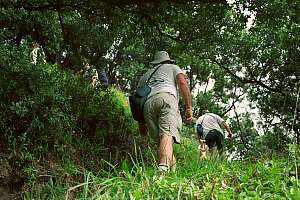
[0,43,138,172]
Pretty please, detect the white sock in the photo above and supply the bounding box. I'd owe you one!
[158,163,170,173]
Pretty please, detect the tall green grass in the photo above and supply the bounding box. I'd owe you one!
[23,137,299,200]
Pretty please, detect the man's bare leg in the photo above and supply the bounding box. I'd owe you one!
[158,135,174,177]
[198,139,208,159]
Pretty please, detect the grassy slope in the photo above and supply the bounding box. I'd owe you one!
[23,136,299,200]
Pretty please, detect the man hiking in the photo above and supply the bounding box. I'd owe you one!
[138,51,193,178]
[195,112,233,158]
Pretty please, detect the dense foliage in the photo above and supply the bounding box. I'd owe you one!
[1,0,298,151]
[0,42,139,169]
[0,0,299,199]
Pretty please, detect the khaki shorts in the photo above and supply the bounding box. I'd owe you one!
[143,92,182,144]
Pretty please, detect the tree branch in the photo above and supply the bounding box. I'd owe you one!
[3,0,227,11]
[221,86,244,116]
[208,58,300,113]
[233,105,250,152]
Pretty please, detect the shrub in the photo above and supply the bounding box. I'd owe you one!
[0,42,138,171]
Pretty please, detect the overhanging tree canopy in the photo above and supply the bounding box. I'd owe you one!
[1,0,299,146]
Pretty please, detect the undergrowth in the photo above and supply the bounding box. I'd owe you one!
[23,137,299,200]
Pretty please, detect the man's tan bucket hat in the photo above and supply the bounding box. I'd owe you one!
[150,51,175,64]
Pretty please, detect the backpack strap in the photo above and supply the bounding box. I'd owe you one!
[146,64,163,84]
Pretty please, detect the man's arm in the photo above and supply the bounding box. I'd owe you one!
[223,122,233,138]
[176,73,193,123]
